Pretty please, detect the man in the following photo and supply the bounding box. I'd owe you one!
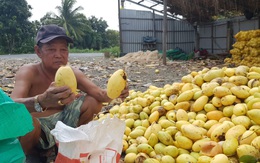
[10,24,129,158]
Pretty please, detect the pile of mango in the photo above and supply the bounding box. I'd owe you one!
[96,65,260,163]
[225,29,260,66]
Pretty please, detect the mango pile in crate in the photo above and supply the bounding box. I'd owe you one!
[96,65,260,163]
[225,29,260,66]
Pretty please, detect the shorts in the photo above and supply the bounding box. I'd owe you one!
[37,95,85,150]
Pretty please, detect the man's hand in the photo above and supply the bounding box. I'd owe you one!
[118,84,129,100]
[39,82,76,108]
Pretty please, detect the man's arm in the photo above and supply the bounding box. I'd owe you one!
[11,65,38,112]
[11,64,76,113]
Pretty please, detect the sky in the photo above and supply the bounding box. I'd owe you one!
[26,0,148,31]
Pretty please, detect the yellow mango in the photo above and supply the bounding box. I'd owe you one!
[137,144,154,154]
[232,115,251,129]
[222,105,234,117]
[181,83,193,92]
[233,103,248,116]
[247,71,260,79]
[221,82,236,89]
[175,101,190,111]
[175,136,193,150]
[157,131,174,146]
[106,69,127,99]
[228,75,248,86]
[213,86,232,97]
[252,101,260,109]
[143,158,160,163]
[211,154,229,163]
[181,74,193,83]
[192,95,208,112]
[148,111,160,124]
[237,144,260,158]
[161,155,175,163]
[247,98,260,110]
[158,119,175,129]
[249,125,260,135]
[206,110,224,121]
[203,68,225,82]
[251,136,260,150]
[124,153,137,163]
[163,101,175,111]
[177,90,194,102]
[125,145,138,154]
[176,109,189,121]
[230,86,250,99]
[247,109,260,125]
[248,79,260,88]
[220,95,236,106]
[224,67,235,77]
[163,145,179,158]
[164,85,179,96]
[204,103,217,112]
[212,96,222,107]
[192,74,204,86]
[176,154,197,163]
[225,124,247,140]
[154,142,166,154]
[197,155,212,163]
[192,138,211,152]
[201,82,219,96]
[181,124,206,140]
[210,121,234,142]
[55,65,78,94]
[203,120,218,130]
[129,129,144,139]
[222,138,239,156]
[235,65,249,76]
[239,130,257,145]
[147,133,158,147]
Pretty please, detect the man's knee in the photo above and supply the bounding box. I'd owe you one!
[20,117,41,154]
[78,96,103,125]
[82,96,103,113]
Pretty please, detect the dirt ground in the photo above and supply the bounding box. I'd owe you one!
[0,51,226,96]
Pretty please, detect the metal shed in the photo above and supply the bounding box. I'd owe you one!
[119,7,259,57]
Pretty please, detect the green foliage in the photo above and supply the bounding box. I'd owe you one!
[101,46,120,58]
[0,0,34,54]
[0,0,119,54]
[69,48,97,53]
[106,29,120,47]
[40,0,88,41]
[39,0,118,52]
[239,155,257,163]
[69,46,120,58]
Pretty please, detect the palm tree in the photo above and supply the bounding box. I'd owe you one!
[41,0,90,41]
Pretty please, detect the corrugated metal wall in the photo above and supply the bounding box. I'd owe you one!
[120,9,260,56]
[119,9,195,55]
[199,16,259,54]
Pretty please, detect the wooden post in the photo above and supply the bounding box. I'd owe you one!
[194,23,199,51]
[162,0,167,65]
[118,0,123,57]
[211,24,214,54]
[226,21,233,52]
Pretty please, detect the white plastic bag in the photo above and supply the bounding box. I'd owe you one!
[50,117,126,163]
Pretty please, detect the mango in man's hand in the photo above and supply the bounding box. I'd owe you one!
[55,65,78,94]
[107,69,127,99]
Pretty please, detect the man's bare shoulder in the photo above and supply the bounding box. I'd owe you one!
[17,63,40,75]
